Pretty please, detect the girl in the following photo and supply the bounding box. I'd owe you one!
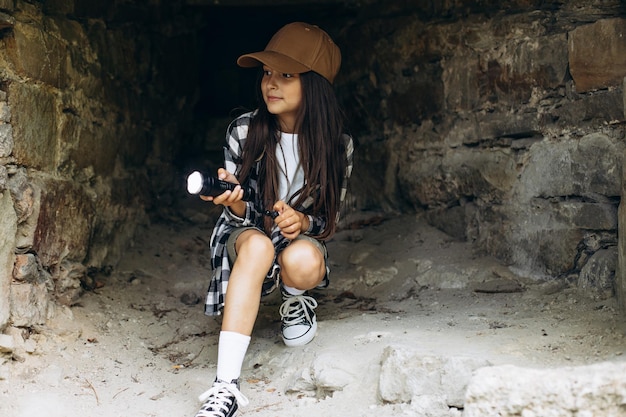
[194,22,353,417]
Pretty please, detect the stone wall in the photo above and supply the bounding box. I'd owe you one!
[334,0,626,306]
[2,0,626,332]
[0,0,202,330]
[619,111,626,311]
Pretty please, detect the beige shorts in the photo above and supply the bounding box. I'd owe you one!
[227,226,327,263]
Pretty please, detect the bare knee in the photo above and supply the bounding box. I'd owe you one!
[236,230,274,259]
[230,230,275,287]
[279,240,325,290]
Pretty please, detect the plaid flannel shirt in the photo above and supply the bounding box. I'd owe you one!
[204,111,354,316]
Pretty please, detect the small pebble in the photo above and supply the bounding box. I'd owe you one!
[180,291,201,305]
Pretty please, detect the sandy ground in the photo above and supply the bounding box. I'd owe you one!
[2,203,626,417]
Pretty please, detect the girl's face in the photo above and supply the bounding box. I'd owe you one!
[261,65,303,133]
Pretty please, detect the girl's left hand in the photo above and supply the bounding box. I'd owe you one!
[273,201,307,240]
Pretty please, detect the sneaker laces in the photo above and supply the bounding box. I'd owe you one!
[196,381,249,417]
[279,294,318,325]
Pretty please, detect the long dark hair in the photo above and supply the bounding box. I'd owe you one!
[237,71,347,240]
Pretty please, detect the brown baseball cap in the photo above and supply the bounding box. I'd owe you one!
[237,22,341,84]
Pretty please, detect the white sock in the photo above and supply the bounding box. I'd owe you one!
[282,284,305,296]
[216,331,251,383]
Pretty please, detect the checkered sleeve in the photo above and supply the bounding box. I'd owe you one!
[221,113,258,227]
[205,112,261,316]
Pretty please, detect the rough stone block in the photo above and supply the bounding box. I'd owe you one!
[399,145,518,208]
[62,110,121,177]
[32,177,94,267]
[414,259,475,290]
[425,205,470,241]
[11,171,41,253]
[0,191,17,330]
[569,18,626,92]
[494,32,568,97]
[619,147,626,312]
[519,133,622,200]
[8,21,67,88]
[310,352,354,397]
[570,202,618,231]
[56,18,106,101]
[405,395,453,417]
[528,200,617,233]
[286,352,355,399]
[7,168,35,223]
[550,88,625,126]
[454,112,539,145]
[9,282,48,327]
[360,266,398,287]
[443,51,480,112]
[13,254,39,283]
[0,101,11,122]
[0,123,13,158]
[378,345,490,408]
[444,147,518,194]
[509,223,583,277]
[0,165,6,191]
[53,259,84,294]
[0,333,13,352]
[578,247,618,299]
[9,82,58,171]
[464,362,626,416]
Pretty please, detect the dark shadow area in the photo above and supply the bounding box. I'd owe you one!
[170,3,360,218]
[195,4,355,116]
[178,4,358,168]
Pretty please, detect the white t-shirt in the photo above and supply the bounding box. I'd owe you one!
[276,132,304,202]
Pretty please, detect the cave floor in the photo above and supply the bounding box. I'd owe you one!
[2,210,625,417]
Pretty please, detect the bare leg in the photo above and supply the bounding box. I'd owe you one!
[277,239,325,347]
[222,229,275,335]
[279,239,325,290]
[196,230,274,417]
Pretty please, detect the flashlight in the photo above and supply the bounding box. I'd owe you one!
[186,171,252,200]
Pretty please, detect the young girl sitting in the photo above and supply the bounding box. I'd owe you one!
[195,21,353,417]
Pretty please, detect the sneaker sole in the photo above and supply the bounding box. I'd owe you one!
[282,320,317,347]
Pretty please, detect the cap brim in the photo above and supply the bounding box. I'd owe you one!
[237,50,311,75]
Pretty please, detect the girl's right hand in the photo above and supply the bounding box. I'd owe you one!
[200,168,246,215]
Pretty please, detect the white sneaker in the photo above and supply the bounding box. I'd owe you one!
[195,379,249,417]
[279,291,318,347]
